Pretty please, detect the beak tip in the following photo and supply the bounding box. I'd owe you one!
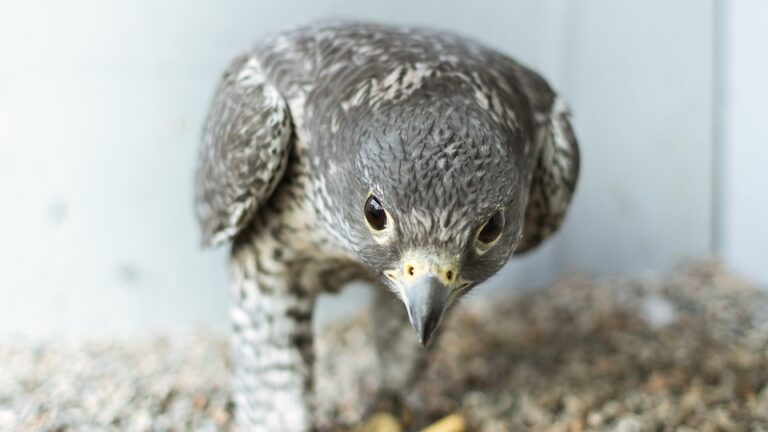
[417,320,437,347]
[402,276,447,348]
[418,334,429,347]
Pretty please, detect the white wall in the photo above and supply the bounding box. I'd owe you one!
[0,0,716,337]
[499,0,714,291]
[720,0,768,287]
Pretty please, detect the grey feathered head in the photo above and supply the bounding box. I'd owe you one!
[320,84,530,345]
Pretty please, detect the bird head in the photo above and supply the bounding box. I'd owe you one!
[327,94,530,346]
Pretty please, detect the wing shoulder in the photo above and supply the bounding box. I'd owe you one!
[195,55,293,246]
[479,53,580,254]
[515,96,580,254]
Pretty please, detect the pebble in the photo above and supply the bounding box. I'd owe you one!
[1,260,766,431]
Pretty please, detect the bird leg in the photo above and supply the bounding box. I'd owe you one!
[230,245,316,432]
[370,287,441,422]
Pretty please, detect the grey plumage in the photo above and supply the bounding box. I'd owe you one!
[195,20,579,431]
[195,55,293,246]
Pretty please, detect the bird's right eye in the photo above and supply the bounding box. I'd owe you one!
[364,195,387,230]
[477,210,505,244]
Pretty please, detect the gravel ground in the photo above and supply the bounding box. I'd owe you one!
[2,260,767,431]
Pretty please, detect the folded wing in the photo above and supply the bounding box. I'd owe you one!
[195,55,293,246]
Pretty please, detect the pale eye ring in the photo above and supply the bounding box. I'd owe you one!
[364,195,387,230]
[477,210,505,244]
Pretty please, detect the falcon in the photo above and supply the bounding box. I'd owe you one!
[195,20,579,431]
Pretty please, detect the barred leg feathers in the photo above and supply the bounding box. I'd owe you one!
[230,247,316,432]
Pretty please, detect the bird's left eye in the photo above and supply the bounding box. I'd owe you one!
[477,210,504,244]
[364,195,387,230]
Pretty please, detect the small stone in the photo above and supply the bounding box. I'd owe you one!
[1,261,766,431]
[587,412,604,427]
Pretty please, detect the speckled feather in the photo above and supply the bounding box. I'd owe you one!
[194,20,579,431]
[195,55,293,246]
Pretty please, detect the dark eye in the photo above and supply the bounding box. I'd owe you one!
[478,211,504,244]
[364,195,387,230]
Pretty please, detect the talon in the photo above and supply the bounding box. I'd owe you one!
[365,390,412,425]
[357,413,402,432]
[420,414,467,432]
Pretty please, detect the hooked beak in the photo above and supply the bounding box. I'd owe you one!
[385,253,465,347]
[401,276,448,346]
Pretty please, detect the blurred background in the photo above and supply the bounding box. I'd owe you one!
[0,0,765,338]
